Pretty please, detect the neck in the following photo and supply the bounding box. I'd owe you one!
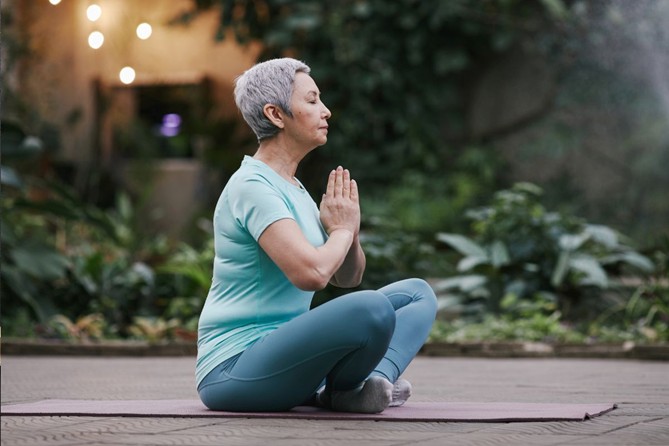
[253,137,305,183]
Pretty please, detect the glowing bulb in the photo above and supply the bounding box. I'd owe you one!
[49,0,62,5]
[119,67,136,85]
[136,23,152,40]
[88,31,104,49]
[87,4,102,22]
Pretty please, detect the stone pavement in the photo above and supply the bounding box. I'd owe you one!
[1,355,668,445]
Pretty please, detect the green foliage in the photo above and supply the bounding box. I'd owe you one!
[178,0,571,193]
[589,236,669,343]
[47,314,107,341]
[363,146,502,236]
[1,197,68,323]
[156,239,215,331]
[435,183,655,320]
[360,222,449,289]
[429,314,585,344]
[0,166,217,340]
[63,252,158,337]
[128,317,181,343]
[0,122,45,189]
[0,176,169,337]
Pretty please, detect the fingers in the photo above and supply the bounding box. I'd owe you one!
[342,168,351,198]
[350,179,359,203]
[325,166,356,200]
[334,166,343,198]
[325,169,335,198]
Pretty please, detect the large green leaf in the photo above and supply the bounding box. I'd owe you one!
[433,274,487,293]
[559,232,590,251]
[1,265,57,322]
[457,256,488,272]
[601,252,655,273]
[585,224,619,249]
[437,233,487,258]
[551,251,571,287]
[489,240,510,268]
[10,243,70,281]
[569,255,608,288]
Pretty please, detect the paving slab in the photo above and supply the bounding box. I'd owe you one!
[1,356,668,446]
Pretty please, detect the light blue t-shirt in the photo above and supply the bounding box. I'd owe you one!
[196,156,327,386]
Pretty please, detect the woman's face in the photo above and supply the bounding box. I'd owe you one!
[284,72,331,149]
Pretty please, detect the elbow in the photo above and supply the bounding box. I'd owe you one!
[350,275,363,288]
[349,269,364,287]
[334,273,363,289]
[290,268,331,292]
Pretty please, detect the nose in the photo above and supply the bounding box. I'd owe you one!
[322,102,331,119]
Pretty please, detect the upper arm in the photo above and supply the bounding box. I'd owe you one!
[258,218,329,291]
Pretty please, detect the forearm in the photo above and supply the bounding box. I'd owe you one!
[331,234,366,288]
[306,228,355,290]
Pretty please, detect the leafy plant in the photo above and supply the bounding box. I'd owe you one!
[62,251,157,336]
[435,183,654,320]
[156,238,214,329]
[128,316,180,343]
[590,235,669,342]
[47,314,107,341]
[363,146,503,237]
[0,123,67,325]
[1,197,69,325]
[429,313,586,344]
[1,173,171,337]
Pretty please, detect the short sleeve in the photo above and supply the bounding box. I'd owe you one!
[228,177,294,241]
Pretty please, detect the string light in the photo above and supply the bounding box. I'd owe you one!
[88,31,104,49]
[136,23,153,40]
[49,0,62,5]
[119,67,136,85]
[87,4,102,22]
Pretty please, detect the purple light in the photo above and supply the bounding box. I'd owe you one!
[160,113,182,137]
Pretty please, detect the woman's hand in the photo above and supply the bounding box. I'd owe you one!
[320,166,360,236]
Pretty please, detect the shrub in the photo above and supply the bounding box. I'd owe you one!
[435,183,655,321]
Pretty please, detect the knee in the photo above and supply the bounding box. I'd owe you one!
[406,278,438,316]
[368,292,397,329]
[346,293,396,337]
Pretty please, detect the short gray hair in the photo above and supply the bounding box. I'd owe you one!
[234,58,311,142]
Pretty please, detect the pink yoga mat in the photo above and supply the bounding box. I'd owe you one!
[1,399,616,422]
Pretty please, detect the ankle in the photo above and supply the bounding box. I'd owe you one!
[329,376,393,414]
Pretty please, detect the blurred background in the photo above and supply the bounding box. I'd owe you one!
[2,0,667,345]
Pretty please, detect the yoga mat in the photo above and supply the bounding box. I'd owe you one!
[1,400,616,422]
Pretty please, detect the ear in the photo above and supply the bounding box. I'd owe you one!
[263,104,285,129]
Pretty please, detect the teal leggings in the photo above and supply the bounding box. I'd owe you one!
[197,278,437,412]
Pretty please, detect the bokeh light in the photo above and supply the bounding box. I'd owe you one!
[119,67,136,85]
[86,4,102,22]
[160,114,182,137]
[88,31,104,49]
[49,0,62,5]
[136,23,153,40]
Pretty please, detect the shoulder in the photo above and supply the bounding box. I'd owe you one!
[227,163,277,196]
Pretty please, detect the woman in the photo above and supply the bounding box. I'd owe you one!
[196,58,437,413]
